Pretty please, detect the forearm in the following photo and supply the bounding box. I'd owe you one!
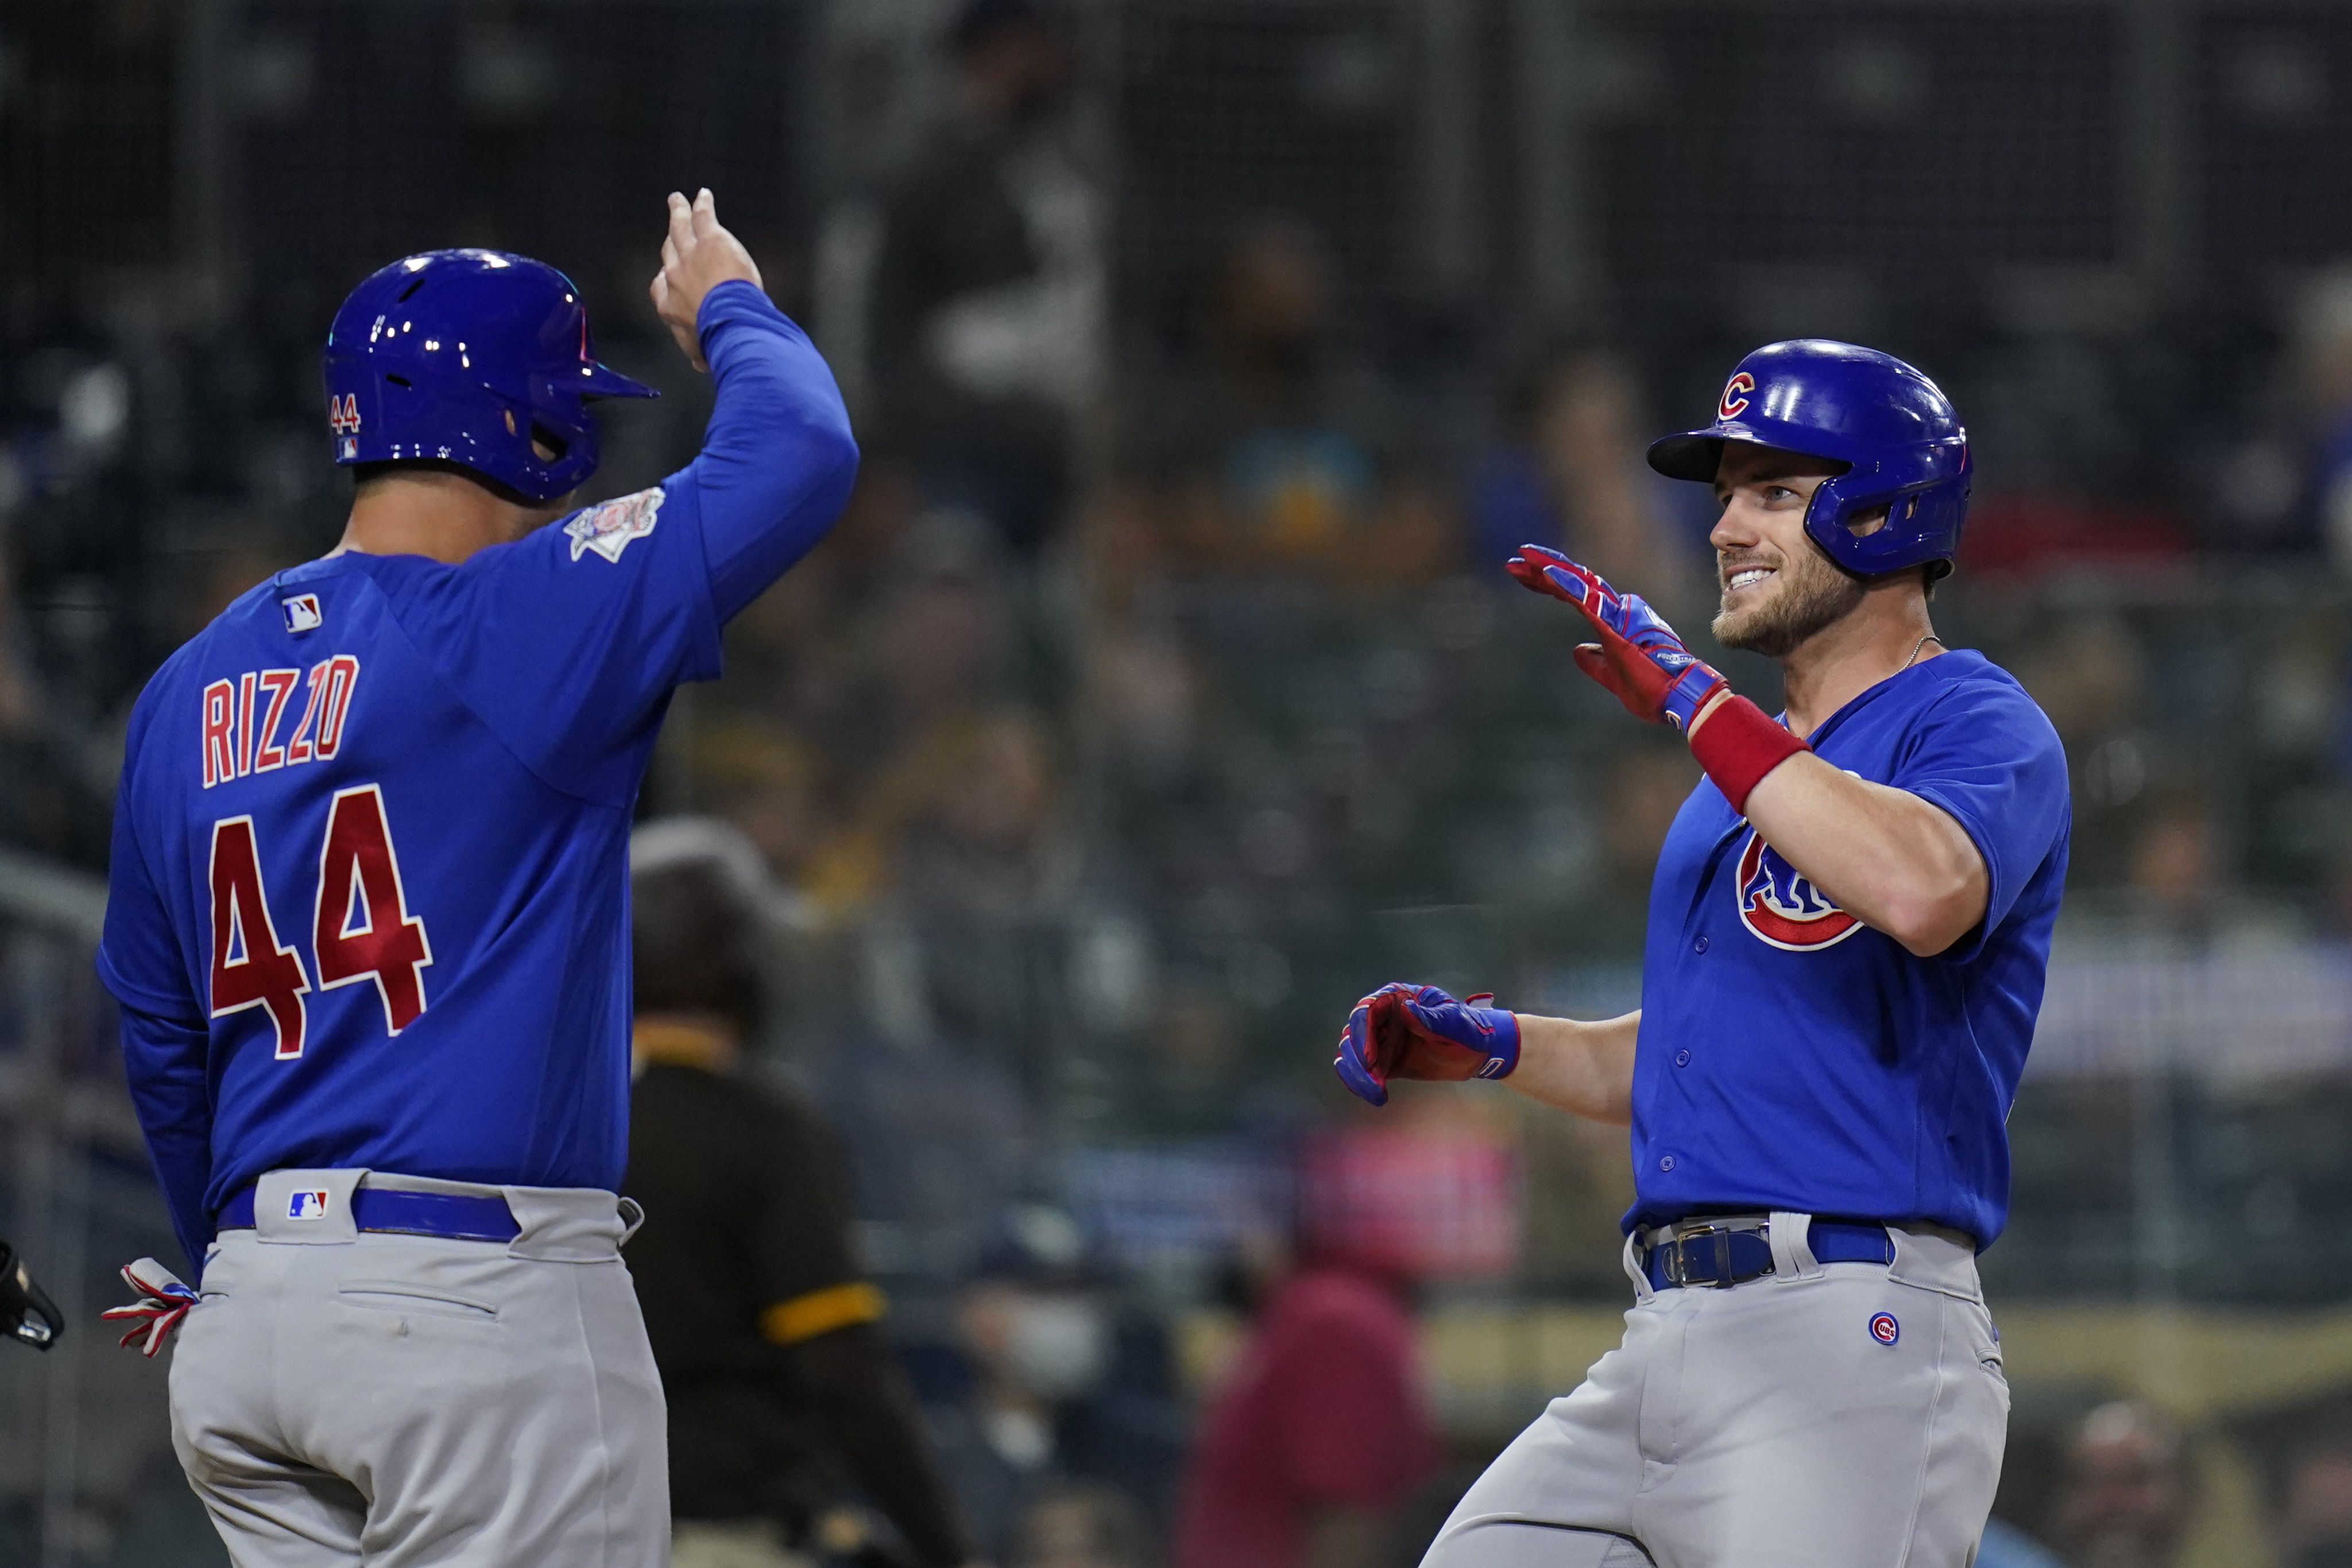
[1504,1010,1637,1125]
[693,280,860,621]
[117,1008,215,1272]
[780,1324,975,1567]
[1733,746,1987,955]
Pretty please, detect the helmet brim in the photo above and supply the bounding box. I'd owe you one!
[1646,425,1854,483]
[577,361,659,401]
[1646,429,1726,482]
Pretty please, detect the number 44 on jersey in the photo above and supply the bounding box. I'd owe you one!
[209,784,432,1060]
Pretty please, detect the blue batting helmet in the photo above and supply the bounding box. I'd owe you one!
[1647,339,1970,579]
[323,249,656,504]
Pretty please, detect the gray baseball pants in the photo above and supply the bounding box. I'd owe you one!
[168,1168,669,1568]
[1421,1216,2007,1568]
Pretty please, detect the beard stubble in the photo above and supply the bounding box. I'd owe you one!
[1710,541,1867,658]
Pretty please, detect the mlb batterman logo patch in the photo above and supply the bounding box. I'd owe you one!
[283,593,323,634]
[563,486,664,564]
[1870,1312,1900,1346]
[287,1190,331,1221]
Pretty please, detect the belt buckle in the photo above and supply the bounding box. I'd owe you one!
[1661,1218,1769,1289]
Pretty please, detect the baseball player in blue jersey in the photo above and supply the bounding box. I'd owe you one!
[1334,341,2071,1567]
[94,189,856,1565]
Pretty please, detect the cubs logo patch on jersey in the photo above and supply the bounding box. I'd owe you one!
[1732,828,1862,951]
[564,486,665,564]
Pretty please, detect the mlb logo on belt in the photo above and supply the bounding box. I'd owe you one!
[283,594,323,634]
[287,1190,331,1221]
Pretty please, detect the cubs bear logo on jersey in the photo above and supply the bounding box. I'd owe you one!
[1733,828,1861,950]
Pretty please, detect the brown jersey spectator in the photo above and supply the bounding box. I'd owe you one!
[624,822,978,1568]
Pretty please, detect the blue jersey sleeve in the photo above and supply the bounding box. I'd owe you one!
[95,735,218,1271]
[690,280,863,622]
[1894,675,2071,962]
[359,281,857,804]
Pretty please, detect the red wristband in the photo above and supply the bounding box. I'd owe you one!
[1687,692,1809,814]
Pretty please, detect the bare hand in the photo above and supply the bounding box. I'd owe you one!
[649,188,761,373]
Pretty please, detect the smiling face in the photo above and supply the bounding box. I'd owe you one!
[1708,443,1880,657]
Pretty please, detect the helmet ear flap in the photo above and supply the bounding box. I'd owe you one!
[1804,459,1968,578]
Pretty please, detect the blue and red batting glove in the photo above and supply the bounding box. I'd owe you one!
[1504,544,1727,733]
[1336,982,1521,1107]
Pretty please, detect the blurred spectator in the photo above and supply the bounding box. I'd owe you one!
[2125,785,2224,932]
[868,0,1097,552]
[1173,1209,1440,1568]
[1140,217,1448,585]
[2049,1401,2196,1568]
[2012,615,2152,889]
[1012,1483,1157,1568]
[925,1207,1185,1563]
[2281,1438,2352,1568]
[871,511,1018,751]
[897,708,1062,920]
[871,708,1076,1077]
[624,828,978,1568]
[2188,269,2352,559]
[1465,343,1699,603]
[1544,741,1699,961]
[692,725,839,921]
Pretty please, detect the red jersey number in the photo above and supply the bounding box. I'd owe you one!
[207,817,311,1059]
[206,786,432,1059]
[312,785,432,1034]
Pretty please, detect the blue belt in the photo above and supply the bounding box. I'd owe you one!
[1643,1218,1894,1291]
[216,1184,520,1244]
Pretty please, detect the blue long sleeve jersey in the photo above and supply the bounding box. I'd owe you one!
[96,281,856,1270]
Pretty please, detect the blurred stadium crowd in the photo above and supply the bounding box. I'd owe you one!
[15,1,2352,1566]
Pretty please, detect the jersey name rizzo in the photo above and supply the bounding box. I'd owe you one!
[201,656,360,789]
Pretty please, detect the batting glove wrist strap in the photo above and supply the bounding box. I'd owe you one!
[1687,692,1810,814]
[1335,983,1522,1106]
[100,1257,197,1359]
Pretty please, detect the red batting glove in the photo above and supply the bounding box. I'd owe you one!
[1505,545,1809,811]
[1504,545,1726,732]
[1334,983,1522,1106]
[100,1257,197,1358]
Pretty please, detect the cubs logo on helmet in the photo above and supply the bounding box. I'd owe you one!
[1733,829,1860,951]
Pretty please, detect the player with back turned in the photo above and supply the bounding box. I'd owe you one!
[1334,342,2070,1567]
[94,190,858,1565]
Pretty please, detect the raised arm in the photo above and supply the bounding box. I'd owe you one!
[1508,545,1988,957]
[650,188,860,623]
[1708,727,1986,956]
